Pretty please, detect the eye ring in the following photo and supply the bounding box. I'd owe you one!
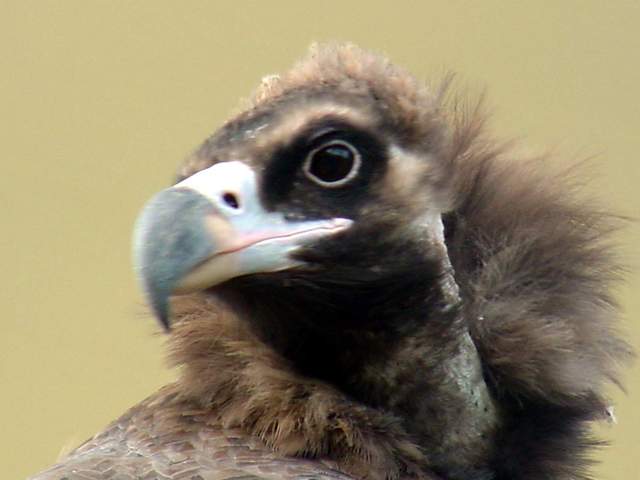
[302,140,362,188]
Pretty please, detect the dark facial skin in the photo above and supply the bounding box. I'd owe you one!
[205,116,447,371]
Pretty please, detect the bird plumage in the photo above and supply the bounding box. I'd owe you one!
[31,43,631,480]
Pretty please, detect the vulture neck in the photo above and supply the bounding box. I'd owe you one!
[236,264,500,479]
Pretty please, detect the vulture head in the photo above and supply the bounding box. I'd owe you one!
[132,44,631,480]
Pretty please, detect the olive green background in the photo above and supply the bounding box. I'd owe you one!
[3,1,639,478]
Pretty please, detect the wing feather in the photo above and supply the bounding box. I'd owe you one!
[30,389,353,480]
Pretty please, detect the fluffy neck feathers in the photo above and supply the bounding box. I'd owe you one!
[168,248,499,480]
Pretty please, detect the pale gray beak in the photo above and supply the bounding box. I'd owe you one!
[132,161,351,330]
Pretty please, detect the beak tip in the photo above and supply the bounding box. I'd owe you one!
[133,187,218,333]
[158,313,172,333]
[144,284,173,333]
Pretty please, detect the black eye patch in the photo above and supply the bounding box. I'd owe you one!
[258,117,388,213]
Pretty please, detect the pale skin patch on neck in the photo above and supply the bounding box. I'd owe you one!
[384,147,460,303]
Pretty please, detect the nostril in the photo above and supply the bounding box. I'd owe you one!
[221,192,240,209]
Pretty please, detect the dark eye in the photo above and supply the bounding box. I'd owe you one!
[303,140,361,187]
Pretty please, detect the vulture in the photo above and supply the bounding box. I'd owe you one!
[31,43,632,480]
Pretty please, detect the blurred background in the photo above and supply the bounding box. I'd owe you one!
[2,2,638,478]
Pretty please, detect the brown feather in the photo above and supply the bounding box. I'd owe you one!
[31,43,632,480]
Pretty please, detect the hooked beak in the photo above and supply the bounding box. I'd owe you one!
[132,161,351,330]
